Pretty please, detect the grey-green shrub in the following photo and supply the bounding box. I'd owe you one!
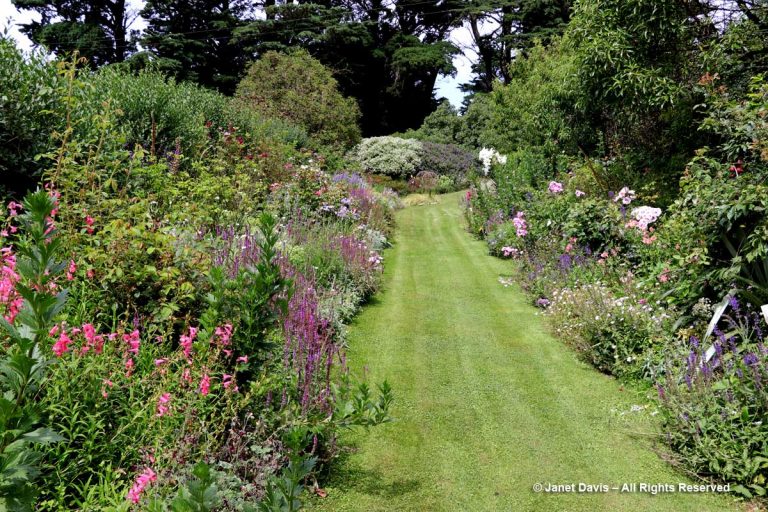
[349,136,422,177]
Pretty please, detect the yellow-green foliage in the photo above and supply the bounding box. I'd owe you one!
[235,50,362,150]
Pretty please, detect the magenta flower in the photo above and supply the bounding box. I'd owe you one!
[66,260,76,281]
[123,329,140,355]
[199,373,211,396]
[512,211,527,237]
[215,324,233,347]
[156,393,171,417]
[223,374,238,392]
[127,467,157,504]
[52,331,72,357]
[180,326,197,360]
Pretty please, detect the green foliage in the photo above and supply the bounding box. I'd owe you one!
[0,190,65,509]
[488,41,581,157]
[235,50,361,150]
[0,40,62,194]
[220,213,291,364]
[12,0,134,66]
[659,303,768,498]
[460,0,572,93]
[235,1,461,135]
[140,0,248,94]
[349,137,422,177]
[149,463,222,512]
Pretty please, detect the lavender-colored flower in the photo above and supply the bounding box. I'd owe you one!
[690,335,699,349]
[657,384,666,400]
[743,352,759,367]
[548,181,564,194]
[728,295,740,313]
[536,298,551,308]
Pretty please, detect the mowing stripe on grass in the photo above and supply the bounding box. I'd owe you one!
[311,192,740,512]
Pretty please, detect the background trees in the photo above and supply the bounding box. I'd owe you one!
[11,0,579,135]
[140,0,249,94]
[12,0,135,65]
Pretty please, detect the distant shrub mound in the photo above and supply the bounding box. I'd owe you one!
[235,49,362,150]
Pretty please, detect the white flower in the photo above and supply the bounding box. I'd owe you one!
[630,206,662,230]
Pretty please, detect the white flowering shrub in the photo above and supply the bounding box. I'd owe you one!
[479,147,507,175]
[349,136,423,177]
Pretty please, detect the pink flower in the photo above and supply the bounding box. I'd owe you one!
[180,326,197,360]
[223,374,238,392]
[7,201,21,217]
[125,357,135,377]
[127,467,157,504]
[156,393,171,417]
[85,215,95,234]
[236,355,249,364]
[501,246,519,258]
[86,268,95,279]
[575,190,586,197]
[101,379,114,398]
[614,186,636,205]
[512,211,527,237]
[199,373,211,396]
[548,181,563,194]
[154,358,167,366]
[123,329,140,355]
[81,323,104,354]
[65,260,76,281]
[52,331,72,357]
[215,324,233,347]
[658,268,671,283]
[182,367,192,383]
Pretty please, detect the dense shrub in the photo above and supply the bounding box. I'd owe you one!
[0,40,63,194]
[349,136,422,177]
[235,50,361,150]
[420,141,477,188]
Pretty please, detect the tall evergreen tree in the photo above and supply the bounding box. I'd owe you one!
[12,0,134,65]
[235,0,463,135]
[140,0,249,94]
[463,0,571,93]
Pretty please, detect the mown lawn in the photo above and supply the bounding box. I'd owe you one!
[310,192,741,512]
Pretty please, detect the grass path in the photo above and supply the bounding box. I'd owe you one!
[311,193,739,512]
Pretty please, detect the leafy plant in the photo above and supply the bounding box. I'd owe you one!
[349,137,422,177]
[149,463,222,512]
[0,189,66,509]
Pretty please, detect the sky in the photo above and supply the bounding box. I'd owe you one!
[0,0,472,107]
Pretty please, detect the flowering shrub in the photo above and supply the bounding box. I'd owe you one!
[349,137,422,177]
[479,147,507,175]
[659,298,768,497]
[0,55,399,511]
[420,141,478,187]
[545,282,673,378]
